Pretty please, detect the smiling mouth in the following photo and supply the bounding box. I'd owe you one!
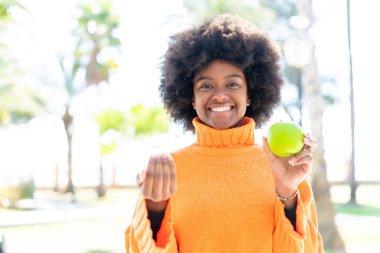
[209,106,233,112]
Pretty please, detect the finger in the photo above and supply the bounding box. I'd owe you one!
[152,155,164,202]
[289,147,311,165]
[161,154,171,200]
[141,154,156,198]
[291,155,313,174]
[262,136,276,160]
[167,154,177,194]
[303,135,318,151]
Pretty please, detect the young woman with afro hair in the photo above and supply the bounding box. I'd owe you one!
[126,14,323,253]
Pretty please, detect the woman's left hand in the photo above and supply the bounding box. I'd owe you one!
[262,134,318,207]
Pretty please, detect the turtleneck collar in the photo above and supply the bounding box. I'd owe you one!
[192,117,255,147]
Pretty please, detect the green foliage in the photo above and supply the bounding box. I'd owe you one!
[94,109,127,156]
[72,0,121,86]
[182,0,276,28]
[130,104,170,136]
[336,203,380,217]
[0,84,45,124]
[58,54,82,98]
[0,0,22,78]
[0,0,28,35]
[93,109,127,135]
[0,0,22,25]
[0,0,43,125]
[76,0,120,48]
[100,140,117,156]
[18,177,35,199]
[0,177,35,208]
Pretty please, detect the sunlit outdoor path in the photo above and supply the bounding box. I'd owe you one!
[1,186,380,253]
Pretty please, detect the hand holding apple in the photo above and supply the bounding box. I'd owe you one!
[263,123,318,209]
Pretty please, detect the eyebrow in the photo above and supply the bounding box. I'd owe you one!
[194,74,244,83]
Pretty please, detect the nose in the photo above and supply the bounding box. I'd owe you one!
[212,89,228,102]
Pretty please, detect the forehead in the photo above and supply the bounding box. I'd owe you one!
[195,59,243,78]
[194,59,245,82]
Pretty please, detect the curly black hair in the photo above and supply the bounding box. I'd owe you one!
[159,14,283,132]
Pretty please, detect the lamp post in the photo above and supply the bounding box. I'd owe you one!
[347,0,357,204]
[283,17,313,126]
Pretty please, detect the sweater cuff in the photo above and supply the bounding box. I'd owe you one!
[275,180,312,240]
[126,194,176,252]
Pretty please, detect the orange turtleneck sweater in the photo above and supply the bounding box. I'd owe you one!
[125,117,323,253]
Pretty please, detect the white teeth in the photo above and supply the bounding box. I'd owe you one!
[210,106,232,112]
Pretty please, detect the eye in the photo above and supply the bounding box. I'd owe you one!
[200,83,212,90]
[226,82,239,88]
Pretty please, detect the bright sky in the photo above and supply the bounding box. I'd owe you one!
[2,0,380,187]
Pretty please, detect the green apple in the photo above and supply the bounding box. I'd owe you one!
[267,121,304,157]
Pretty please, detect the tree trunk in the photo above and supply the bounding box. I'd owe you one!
[297,0,346,251]
[63,109,75,198]
[303,48,346,253]
[96,161,106,198]
[53,164,58,192]
[346,0,357,205]
[112,163,117,187]
[85,45,108,86]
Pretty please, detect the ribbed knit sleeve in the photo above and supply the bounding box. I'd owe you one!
[125,194,178,253]
[272,180,323,253]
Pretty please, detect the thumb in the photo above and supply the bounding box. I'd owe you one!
[136,170,147,186]
[262,136,276,160]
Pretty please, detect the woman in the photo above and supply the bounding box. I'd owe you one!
[125,14,323,252]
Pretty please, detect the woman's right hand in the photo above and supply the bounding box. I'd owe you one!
[136,153,177,212]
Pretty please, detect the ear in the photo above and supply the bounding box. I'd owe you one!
[192,97,196,109]
[247,97,251,106]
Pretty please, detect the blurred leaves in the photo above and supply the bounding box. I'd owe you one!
[58,54,82,100]
[93,105,171,139]
[129,104,170,136]
[0,0,43,125]
[0,177,35,208]
[100,140,117,156]
[73,0,121,86]
[0,84,45,124]
[182,0,277,28]
[0,0,26,26]
[94,109,127,135]
[76,0,120,47]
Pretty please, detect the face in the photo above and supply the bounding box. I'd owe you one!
[192,59,250,130]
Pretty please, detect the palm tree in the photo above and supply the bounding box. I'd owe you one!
[59,0,121,195]
[93,109,127,197]
[0,0,43,127]
[58,53,81,195]
[92,105,170,197]
[0,0,44,211]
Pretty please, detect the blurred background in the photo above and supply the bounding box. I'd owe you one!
[0,0,379,252]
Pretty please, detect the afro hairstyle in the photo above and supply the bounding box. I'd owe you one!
[159,14,283,132]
